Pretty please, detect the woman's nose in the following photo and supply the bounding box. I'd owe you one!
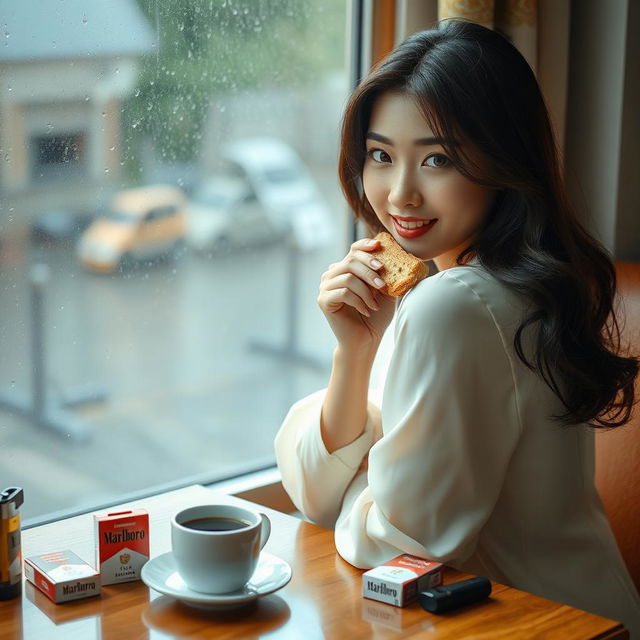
[388,169,423,209]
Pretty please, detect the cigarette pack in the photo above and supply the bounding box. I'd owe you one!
[362,554,443,607]
[94,509,149,585]
[24,550,100,603]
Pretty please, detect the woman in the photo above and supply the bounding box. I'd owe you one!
[275,20,640,634]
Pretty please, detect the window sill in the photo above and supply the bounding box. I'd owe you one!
[23,462,295,529]
[208,466,298,516]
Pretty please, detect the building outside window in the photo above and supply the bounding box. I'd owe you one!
[0,0,349,521]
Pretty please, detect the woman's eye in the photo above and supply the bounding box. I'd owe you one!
[424,154,451,168]
[367,148,391,163]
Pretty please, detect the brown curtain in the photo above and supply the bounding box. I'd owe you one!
[437,0,537,74]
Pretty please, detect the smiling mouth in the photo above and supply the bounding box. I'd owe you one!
[394,217,435,229]
[391,215,438,238]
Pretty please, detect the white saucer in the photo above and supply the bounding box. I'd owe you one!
[141,551,292,607]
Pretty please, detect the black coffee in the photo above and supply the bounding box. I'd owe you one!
[182,516,251,532]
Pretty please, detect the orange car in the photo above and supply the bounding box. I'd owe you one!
[78,185,186,272]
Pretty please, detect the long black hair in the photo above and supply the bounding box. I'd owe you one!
[338,19,637,428]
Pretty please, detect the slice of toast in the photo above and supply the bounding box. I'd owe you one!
[373,231,428,297]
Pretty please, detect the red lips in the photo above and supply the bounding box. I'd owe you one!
[391,216,437,239]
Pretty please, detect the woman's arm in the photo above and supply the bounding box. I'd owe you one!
[334,271,524,568]
[274,387,382,527]
[275,237,395,525]
[321,345,378,453]
[316,237,396,452]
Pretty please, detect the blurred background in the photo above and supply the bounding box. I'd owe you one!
[0,0,350,519]
[1,0,638,522]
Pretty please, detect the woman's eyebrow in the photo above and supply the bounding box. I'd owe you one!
[366,131,454,146]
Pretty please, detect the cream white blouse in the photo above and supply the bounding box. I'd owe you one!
[275,264,640,636]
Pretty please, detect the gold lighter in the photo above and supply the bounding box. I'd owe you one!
[0,487,23,600]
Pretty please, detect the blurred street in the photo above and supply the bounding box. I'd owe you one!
[0,0,351,523]
[0,171,348,521]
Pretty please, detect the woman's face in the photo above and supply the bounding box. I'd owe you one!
[362,91,496,271]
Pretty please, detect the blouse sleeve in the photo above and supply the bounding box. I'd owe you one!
[334,271,524,568]
[274,389,383,528]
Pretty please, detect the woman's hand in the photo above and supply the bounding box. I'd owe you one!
[317,237,396,353]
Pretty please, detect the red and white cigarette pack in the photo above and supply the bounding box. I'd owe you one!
[362,554,443,607]
[94,509,149,585]
[24,550,100,603]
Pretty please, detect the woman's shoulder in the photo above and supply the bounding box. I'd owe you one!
[397,264,522,336]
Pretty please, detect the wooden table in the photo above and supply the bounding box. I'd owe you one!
[0,484,628,639]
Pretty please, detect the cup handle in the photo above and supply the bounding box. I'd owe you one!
[258,513,271,549]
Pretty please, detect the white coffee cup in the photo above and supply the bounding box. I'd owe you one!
[171,504,271,594]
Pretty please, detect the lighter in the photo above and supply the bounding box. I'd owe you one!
[0,487,24,600]
[419,576,492,613]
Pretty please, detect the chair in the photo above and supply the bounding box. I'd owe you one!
[595,262,640,591]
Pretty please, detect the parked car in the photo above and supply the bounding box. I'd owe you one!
[31,209,93,245]
[222,138,332,249]
[77,185,186,273]
[184,175,286,254]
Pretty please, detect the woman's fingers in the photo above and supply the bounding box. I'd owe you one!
[322,250,385,290]
[318,237,387,317]
[320,287,373,317]
[322,272,380,312]
[353,237,380,252]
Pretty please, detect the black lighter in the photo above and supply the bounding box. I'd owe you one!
[419,576,492,613]
[0,487,24,600]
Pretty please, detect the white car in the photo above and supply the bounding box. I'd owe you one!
[185,176,285,253]
[222,138,332,249]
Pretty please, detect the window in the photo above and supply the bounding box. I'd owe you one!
[33,133,86,182]
[0,0,349,521]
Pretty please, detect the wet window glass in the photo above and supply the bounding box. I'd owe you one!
[0,0,348,520]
